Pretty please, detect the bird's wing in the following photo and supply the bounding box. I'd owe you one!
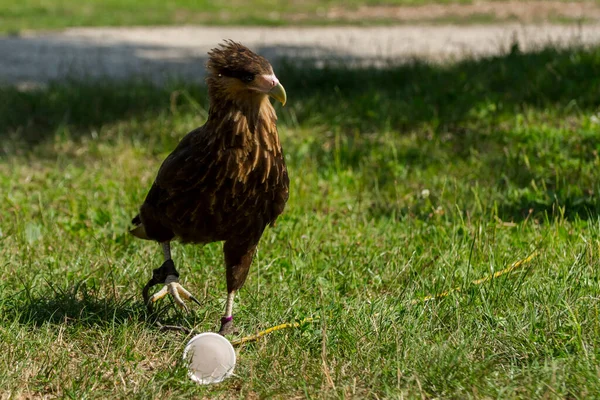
[154,128,213,192]
[141,126,217,217]
[143,123,253,222]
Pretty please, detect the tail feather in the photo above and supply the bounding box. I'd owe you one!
[129,214,150,240]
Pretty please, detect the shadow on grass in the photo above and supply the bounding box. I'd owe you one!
[279,45,600,134]
[1,44,599,221]
[2,280,213,329]
[2,44,600,147]
[1,280,142,327]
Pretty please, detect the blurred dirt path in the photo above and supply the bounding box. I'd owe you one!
[2,24,600,86]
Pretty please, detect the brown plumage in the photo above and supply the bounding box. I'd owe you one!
[130,41,289,334]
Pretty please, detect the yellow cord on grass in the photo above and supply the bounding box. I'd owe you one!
[411,251,537,305]
[229,252,537,346]
[231,317,318,347]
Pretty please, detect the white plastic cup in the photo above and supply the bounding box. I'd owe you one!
[183,332,236,384]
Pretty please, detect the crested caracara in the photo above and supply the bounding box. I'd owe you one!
[130,41,289,335]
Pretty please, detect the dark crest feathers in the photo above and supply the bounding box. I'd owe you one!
[207,40,272,78]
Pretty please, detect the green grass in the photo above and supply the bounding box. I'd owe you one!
[2,45,600,398]
[0,0,597,33]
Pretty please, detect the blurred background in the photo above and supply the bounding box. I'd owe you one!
[2,0,600,85]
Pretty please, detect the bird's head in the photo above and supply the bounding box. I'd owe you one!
[206,40,286,107]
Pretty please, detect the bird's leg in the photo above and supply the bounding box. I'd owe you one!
[220,290,236,333]
[142,242,201,312]
[219,240,256,335]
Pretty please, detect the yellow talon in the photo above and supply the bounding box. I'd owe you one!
[148,281,202,311]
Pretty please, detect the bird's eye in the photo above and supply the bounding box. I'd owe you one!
[241,74,254,83]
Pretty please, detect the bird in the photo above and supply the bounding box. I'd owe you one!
[130,40,289,335]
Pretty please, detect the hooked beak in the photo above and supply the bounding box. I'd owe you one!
[269,81,287,106]
[255,74,287,106]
